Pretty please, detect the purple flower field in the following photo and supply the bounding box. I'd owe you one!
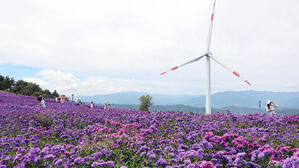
[0,92,298,168]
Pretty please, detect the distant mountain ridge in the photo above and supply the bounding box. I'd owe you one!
[78,91,198,105]
[78,90,299,110]
[183,90,299,109]
[109,104,298,115]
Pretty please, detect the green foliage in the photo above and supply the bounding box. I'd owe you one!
[139,95,153,111]
[51,90,59,98]
[21,82,42,96]
[0,75,15,91]
[32,91,45,97]
[0,74,59,98]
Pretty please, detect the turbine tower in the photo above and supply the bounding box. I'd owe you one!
[160,0,252,115]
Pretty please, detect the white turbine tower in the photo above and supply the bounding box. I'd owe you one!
[160,0,252,115]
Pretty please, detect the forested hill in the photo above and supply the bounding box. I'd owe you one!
[0,74,59,98]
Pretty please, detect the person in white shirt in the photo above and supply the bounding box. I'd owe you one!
[266,100,278,115]
[104,101,109,109]
[90,101,94,110]
[41,97,46,108]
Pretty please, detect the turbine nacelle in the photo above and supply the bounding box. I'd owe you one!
[206,52,213,57]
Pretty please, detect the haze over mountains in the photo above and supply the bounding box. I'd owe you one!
[78,90,299,110]
[109,104,299,115]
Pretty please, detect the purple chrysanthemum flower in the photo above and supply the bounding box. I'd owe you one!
[140,152,146,156]
[74,157,84,164]
[148,154,156,159]
[237,152,246,158]
[44,154,55,160]
[91,152,103,159]
[199,161,215,168]
[101,149,112,157]
[54,159,62,165]
[258,153,265,159]
[156,157,167,166]
[187,163,196,168]
[191,143,201,150]
[91,162,100,167]
[29,148,40,155]
[178,144,189,150]
[282,156,299,168]
[169,153,175,157]
[34,156,41,163]
[196,151,203,159]
[184,159,191,165]
[99,161,115,167]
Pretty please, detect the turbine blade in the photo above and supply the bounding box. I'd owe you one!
[160,55,206,75]
[206,0,217,52]
[210,56,252,86]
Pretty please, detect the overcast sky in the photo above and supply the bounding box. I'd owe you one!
[0,0,298,96]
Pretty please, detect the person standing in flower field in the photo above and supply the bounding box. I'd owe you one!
[90,101,94,110]
[41,97,46,108]
[76,98,80,105]
[266,100,278,115]
[37,95,42,106]
[55,97,59,103]
[104,101,109,109]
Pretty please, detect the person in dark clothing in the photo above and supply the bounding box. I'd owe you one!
[37,95,42,106]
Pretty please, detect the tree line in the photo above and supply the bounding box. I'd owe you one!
[0,74,59,98]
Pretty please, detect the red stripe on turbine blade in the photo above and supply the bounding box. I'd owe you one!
[211,13,214,21]
[160,72,166,75]
[214,1,216,7]
[245,80,252,86]
[171,66,178,70]
[233,71,240,77]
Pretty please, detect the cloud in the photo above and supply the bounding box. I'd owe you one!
[37,70,80,87]
[22,77,48,88]
[22,70,209,96]
[1,0,299,94]
[32,70,80,94]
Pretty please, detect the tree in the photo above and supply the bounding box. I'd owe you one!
[11,80,44,97]
[139,95,153,111]
[7,77,15,91]
[51,90,59,98]
[20,83,42,96]
[43,89,52,98]
[11,80,28,94]
[0,75,15,91]
[1,74,59,98]
[32,91,44,97]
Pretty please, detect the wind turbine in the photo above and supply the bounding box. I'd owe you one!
[160,0,252,115]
